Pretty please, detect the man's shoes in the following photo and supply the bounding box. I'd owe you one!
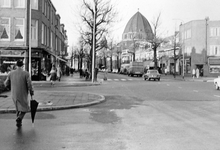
[16,118,22,127]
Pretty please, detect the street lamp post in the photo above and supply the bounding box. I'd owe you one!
[205,17,209,65]
[181,23,185,79]
[178,21,185,79]
[29,2,32,76]
[173,19,185,79]
[92,2,96,83]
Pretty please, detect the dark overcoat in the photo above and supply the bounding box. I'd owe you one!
[4,68,34,112]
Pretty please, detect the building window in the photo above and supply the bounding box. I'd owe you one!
[186,29,191,39]
[44,1,47,17]
[210,45,220,56]
[47,4,50,20]
[210,27,220,37]
[14,0,25,8]
[185,47,191,55]
[31,0,38,10]
[31,20,38,40]
[42,0,44,14]
[0,17,10,41]
[51,9,53,24]
[47,27,49,46]
[55,36,58,51]
[0,0,11,7]
[41,23,44,44]
[51,32,53,49]
[14,18,24,41]
[44,24,47,45]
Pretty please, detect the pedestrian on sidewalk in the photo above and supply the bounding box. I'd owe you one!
[4,60,34,127]
[50,64,57,86]
[164,68,167,75]
[56,65,62,81]
[70,67,74,77]
[196,68,200,78]
[192,68,196,79]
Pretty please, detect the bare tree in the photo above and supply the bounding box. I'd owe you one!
[79,0,117,77]
[148,12,165,69]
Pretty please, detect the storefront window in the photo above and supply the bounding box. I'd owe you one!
[0,57,23,74]
[210,65,220,73]
[31,60,38,76]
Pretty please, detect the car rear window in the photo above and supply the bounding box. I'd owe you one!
[149,70,158,73]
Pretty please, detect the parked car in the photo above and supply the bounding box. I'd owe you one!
[143,69,161,81]
[214,77,220,90]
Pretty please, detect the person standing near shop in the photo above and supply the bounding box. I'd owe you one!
[4,60,34,127]
[192,68,196,79]
[50,64,57,86]
[56,65,62,81]
[196,68,200,78]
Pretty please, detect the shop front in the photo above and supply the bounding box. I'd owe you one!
[208,57,220,77]
[0,49,26,75]
[0,48,67,81]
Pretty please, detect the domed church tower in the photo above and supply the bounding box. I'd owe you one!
[119,11,154,73]
[122,11,153,42]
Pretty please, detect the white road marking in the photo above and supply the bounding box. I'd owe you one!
[214,95,220,98]
[193,90,198,92]
[121,79,126,81]
[114,79,119,81]
[128,79,133,81]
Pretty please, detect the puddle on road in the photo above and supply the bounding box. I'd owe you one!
[89,95,144,124]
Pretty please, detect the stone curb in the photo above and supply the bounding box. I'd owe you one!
[33,82,102,87]
[0,95,105,114]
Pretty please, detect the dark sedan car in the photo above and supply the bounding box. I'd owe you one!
[143,70,161,81]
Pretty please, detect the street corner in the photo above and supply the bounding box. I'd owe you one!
[33,91,106,112]
[33,81,102,87]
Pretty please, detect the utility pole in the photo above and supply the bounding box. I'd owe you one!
[173,31,176,78]
[205,17,209,65]
[28,2,32,76]
[92,1,96,82]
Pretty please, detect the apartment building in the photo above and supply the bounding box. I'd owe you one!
[0,0,68,80]
[179,19,220,77]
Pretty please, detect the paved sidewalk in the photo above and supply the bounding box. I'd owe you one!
[0,73,105,114]
[161,74,215,82]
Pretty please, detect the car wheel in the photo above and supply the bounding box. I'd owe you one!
[158,78,160,81]
[144,77,146,80]
[148,78,150,81]
[215,84,219,90]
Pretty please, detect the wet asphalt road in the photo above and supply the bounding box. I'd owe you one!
[1,73,220,150]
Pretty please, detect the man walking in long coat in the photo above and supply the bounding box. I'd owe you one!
[4,60,34,127]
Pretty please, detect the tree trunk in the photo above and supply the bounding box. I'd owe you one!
[173,47,176,78]
[110,56,112,72]
[78,55,80,70]
[103,56,106,69]
[133,53,135,61]
[154,47,157,69]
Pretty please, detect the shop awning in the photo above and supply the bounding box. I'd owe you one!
[44,49,67,63]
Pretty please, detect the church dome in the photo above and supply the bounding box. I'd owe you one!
[123,11,153,41]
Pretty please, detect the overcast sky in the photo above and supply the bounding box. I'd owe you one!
[51,0,220,49]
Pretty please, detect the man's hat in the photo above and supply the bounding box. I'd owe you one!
[17,60,24,67]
